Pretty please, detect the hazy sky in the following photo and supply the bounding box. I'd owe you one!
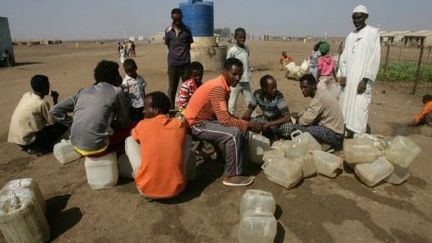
[1,0,431,40]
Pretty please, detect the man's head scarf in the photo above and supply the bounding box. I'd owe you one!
[318,41,330,55]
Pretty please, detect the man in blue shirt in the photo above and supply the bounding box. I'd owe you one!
[165,8,194,109]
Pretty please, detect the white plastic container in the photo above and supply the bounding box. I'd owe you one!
[344,137,381,164]
[184,135,197,182]
[84,152,119,190]
[290,130,322,152]
[240,190,276,219]
[385,164,410,185]
[125,136,141,171]
[53,139,81,165]
[312,150,343,178]
[262,150,285,164]
[261,157,303,189]
[301,153,317,177]
[0,184,50,243]
[238,210,277,243]
[270,139,292,150]
[118,154,135,179]
[384,136,421,168]
[420,125,432,137]
[248,132,271,164]
[120,136,143,179]
[355,157,394,187]
[2,178,45,214]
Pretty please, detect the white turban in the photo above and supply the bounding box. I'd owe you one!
[353,5,368,14]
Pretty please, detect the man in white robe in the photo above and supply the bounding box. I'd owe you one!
[337,5,380,136]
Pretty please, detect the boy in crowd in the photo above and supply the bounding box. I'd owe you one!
[176,61,204,113]
[50,60,131,157]
[285,74,345,151]
[122,59,146,121]
[317,41,339,99]
[242,75,292,141]
[131,92,187,199]
[227,27,253,115]
[8,75,69,155]
[280,51,294,70]
[310,42,320,79]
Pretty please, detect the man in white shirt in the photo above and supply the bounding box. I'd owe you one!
[337,5,380,137]
[8,75,68,155]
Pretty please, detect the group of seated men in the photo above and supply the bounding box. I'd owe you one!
[7,57,367,199]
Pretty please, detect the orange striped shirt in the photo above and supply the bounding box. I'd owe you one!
[184,75,248,131]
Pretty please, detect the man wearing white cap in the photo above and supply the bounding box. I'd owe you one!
[337,5,380,137]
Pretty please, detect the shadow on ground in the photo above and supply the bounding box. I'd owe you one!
[45,194,82,241]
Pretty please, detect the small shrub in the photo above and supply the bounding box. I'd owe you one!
[378,61,432,83]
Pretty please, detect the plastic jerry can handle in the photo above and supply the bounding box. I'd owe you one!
[290,130,302,139]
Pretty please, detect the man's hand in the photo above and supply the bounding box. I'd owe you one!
[263,122,272,131]
[338,77,347,87]
[248,121,263,133]
[357,78,369,94]
[407,119,418,127]
[51,90,59,105]
[290,112,299,120]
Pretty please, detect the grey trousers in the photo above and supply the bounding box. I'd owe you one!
[190,121,247,176]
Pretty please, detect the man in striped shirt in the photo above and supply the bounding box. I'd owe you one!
[184,58,263,186]
[242,75,292,141]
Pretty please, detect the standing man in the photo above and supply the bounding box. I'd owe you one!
[337,5,380,137]
[227,28,253,116]
[165,8,194,108]
[184,58,263,186]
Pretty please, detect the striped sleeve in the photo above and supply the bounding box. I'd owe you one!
[248,91,258,110]
[177,81,192,109]
[276,93,290,116]
[209,86,248,131]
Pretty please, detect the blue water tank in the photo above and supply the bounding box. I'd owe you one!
[180,0,214,37]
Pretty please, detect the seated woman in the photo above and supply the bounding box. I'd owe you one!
[242,75,292,141]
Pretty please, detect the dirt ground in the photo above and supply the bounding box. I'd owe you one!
[0,41,432,243]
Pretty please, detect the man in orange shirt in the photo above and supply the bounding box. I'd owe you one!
[409,94,432,127]
[131,91,187,199]
[184,58,263,186]
[280,51,294,69]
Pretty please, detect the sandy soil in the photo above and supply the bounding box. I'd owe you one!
[0,41,431,243]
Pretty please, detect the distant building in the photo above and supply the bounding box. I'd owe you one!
[380,30,432,47]
[150,32,165,44]
[0,16,15,65]
[402,30,432,47]
[380,31,410,46]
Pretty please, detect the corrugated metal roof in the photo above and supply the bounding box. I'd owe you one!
[404,30,432,37]
[380,31,411,37]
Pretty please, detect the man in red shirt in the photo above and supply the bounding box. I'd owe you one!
[184,58,263,186]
